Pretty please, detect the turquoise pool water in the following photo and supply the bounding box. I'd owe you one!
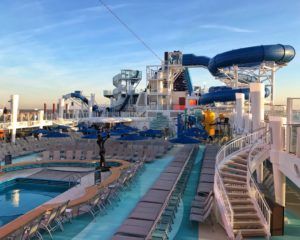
[169,145,205,239]
[0,178,69,227]
[1,152,39,166]
[43,151,177,240]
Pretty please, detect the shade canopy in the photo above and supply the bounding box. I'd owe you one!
[31,129,50,134]
[81,132,108,139]
[79,128,98,134]
[117,134,148,141]
[169,136,200,144]
[139,129,163,138]
[110,128,133,136]
[43,132,70,138]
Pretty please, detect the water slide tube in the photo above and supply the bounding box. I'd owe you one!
[63,91,100,112]
[182,44,296,104]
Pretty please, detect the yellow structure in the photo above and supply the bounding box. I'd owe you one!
[203,109,216,136]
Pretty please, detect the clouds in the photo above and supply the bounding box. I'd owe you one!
[198,24,255,33]
[0,0,299,107]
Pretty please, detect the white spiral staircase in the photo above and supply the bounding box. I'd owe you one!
[214,129,272,239]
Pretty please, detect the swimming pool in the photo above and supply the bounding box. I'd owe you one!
[0,178,69,227]
[42,149,178,240]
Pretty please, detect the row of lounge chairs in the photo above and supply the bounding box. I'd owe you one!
[7,200,72,240]
[76,160,145,220]
[40,139,173,162]
[189,144,219,222]
[0,135,79,160]
[41,149,94,161]
[113,145,196,240]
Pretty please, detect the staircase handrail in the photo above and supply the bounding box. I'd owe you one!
[247,131,271,236]
[215,168,234,228]
[216,128,266,168]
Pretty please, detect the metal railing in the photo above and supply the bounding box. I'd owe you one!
[247,132,271,237]
[216,128,266,168]
[215,169,234,229]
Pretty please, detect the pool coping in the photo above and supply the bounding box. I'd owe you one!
[0,159,130,239]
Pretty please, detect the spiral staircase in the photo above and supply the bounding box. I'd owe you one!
[214,129,272,239]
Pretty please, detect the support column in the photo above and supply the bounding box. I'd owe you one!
[58,98,64,120]
[88,93,95,118]
[38,110,44,129]
[235,93,245,133]
[243,113,252,133]
[10,95,19,143]
[250,83,264,131]
[296,127,300,158]
[269,116,286,206]
[250,83,265,182]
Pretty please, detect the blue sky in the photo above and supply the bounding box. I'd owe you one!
[0,0,299,108]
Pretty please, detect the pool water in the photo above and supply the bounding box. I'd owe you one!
[43,150,177,240]
[0,178,69,227]
[1,153,39,166]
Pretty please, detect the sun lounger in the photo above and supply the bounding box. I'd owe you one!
[112,234,145,240]
[141,190,169,204]
[52,150,60,160]
[40,206,62,239]
[42,151,50,161]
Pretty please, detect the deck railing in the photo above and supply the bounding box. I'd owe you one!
[247,132,271,237]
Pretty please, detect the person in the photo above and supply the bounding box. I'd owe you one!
[97,132,110,169]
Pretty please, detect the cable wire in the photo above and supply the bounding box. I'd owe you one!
[98,0,162,62]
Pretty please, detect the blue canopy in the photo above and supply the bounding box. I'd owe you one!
[184,127,208,138]
[31,129,50,134]
[43,132,70,138]
[117,134,148,141]
[79,128,98,134]
[52,125,70,130]
[139,129,163,138]
[169,136,200,144]
[81,132,108,139]
[81,134,98,139]
[110,128,133,136]
[114,124,138,132]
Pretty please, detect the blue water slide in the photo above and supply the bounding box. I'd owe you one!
[182,44,295,104]
[184,68,193,95]
[182,44,295,77]
[63,91,100,112]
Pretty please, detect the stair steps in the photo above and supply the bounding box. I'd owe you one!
[217,148,269,238]
[227,161,247,170]
[233,220,263,229]
[222,178,246,185]
[222,166,247,175]
[224,184,247,191]
[233,228,266,237]
[220,171,247,181]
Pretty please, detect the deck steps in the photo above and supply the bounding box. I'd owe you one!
[220,171,247,181]
[216,148,268,238]
[226,161,247,170]
[224,184,247,191]
[233,228,266,237]
[221,166,247,175]
[233,220,263,229]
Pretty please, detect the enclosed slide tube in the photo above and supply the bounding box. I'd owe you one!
[182,44,295,104]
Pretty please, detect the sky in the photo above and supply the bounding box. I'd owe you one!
[0,0,299,108]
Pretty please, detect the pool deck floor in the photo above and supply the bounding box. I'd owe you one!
[198,218,227,240]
